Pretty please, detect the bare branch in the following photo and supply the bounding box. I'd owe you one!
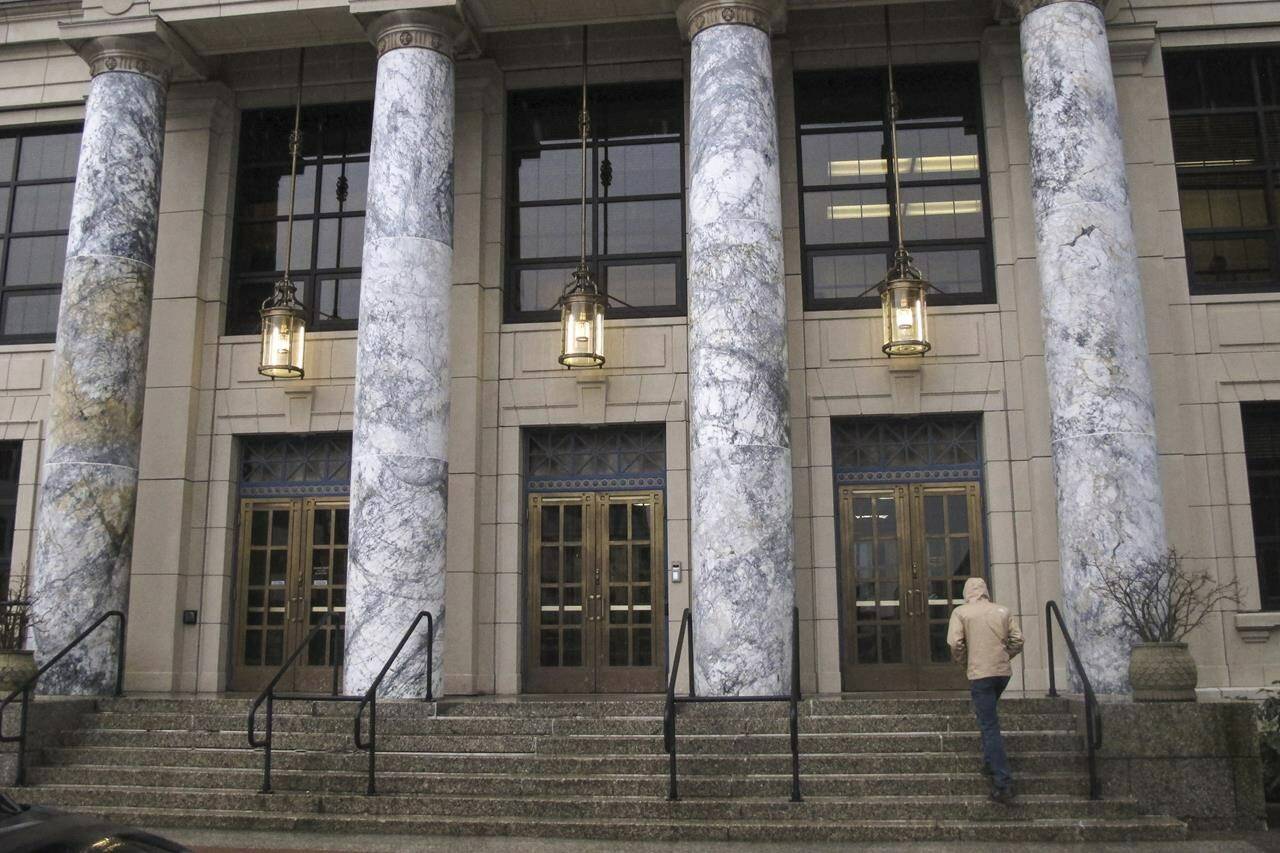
[1089,549,1242,644]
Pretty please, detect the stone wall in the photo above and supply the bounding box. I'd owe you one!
[1080,699,1267,830]
[0,696,95,786]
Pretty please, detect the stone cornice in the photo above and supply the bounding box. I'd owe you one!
[367,9,461,60]
[675,0,785,41]
[1014,0,1104,20]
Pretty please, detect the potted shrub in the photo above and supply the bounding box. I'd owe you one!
[1093,549,1240,702]
[0,577,36,695]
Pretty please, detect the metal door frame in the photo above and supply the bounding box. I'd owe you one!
[523,490,667,694]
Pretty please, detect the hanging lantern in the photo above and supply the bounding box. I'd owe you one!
[555,26,608,369]
[259,278,307,378]
[875,12,934,358]
[258,49,308,380]
[559,267,606,368]
[879,252,930,356]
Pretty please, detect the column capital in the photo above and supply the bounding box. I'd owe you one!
[80,35,176,84]
[676,0,785,41]
[367,10,461,60]
[1014,0,1104,19]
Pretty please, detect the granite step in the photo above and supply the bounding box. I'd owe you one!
[36,746,1087,776]
[24,765,1090,798]
[10,785,1145,822]
[36,805,1191,842]
[80,710,1077,736]
[53,728,1082,755]
[94,695,1072,719]
[432,697,1073,718]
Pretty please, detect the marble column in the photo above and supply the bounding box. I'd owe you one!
[31,37,171,694]
[678,0,794,696]
[344,11,456,699]
[1019,0,1168,692]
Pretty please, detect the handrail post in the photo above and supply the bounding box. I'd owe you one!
[366,696,377,796]
[14,686,30,786]
[789,606,802,804]
[261,692,273,794]
[1045,601,1058,698]
[331,629,340,697]
[686,609,695,698]
[1085,704,1099,800]
[426,617,434,703]
[114,612,127,697]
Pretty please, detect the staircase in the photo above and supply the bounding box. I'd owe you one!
[4,695,1186,842]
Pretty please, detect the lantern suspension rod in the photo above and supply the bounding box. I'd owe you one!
[884,7,905,257]
[282,48,305,284]
[577,26,590,272]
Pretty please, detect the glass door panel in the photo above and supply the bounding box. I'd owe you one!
[231,500,300,692]
[525,495,595,693]
[840,487,914,691]
[595,492,665,693]
[908,483,983,688]
[294,499,348,692]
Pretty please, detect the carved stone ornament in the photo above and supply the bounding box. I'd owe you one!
[1014,0,1105,19]
[84,36,173,84]
[370,11,456,60]
[677,0,781,40]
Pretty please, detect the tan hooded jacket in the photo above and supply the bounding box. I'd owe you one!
[946,577,1024,681]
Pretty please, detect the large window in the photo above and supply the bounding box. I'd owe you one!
[1244,403,1280,611]
[795,65,993,310]
[506,82,685,322]
[0,127,80,342]
[1165,49,1280,294]
[226,102,372,335]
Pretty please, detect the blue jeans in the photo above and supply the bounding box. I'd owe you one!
[970,675,1013,790]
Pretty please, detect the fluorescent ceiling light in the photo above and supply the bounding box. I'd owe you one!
[827,200,983,220]
[829,154,980,178]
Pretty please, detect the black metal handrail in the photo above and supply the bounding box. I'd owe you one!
[1045,600,1103,800]
[247,617,348,794]
[354,609,434,795]
[0,609,126,785]
[664,606,802,802]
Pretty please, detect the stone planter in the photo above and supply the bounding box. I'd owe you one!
[0,649,36,696]
[1129,642,1197,702]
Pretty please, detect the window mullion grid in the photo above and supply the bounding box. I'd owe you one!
[0,135,17,336]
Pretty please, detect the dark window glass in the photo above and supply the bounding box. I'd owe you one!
[0,126,81,341]
[0,442,19,594]
[1244,403,1280,611]
[795,65,993,309]
[506,82,685,322]
[1165,48,1280,294]
[227,102,372,334]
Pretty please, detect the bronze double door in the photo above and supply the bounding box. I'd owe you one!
[839,482,985,692]
[525,491,667,693]
[230,498,348,693]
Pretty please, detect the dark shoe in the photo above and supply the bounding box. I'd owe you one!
[990,786,1017,805]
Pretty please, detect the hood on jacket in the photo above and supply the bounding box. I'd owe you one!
[963,577,990,604]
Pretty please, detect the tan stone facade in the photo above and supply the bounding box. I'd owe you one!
[0,0,1276,697]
